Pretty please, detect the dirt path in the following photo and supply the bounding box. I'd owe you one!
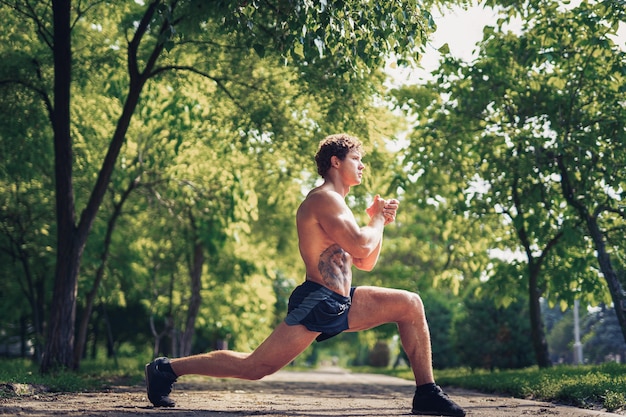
[1,367,622,416]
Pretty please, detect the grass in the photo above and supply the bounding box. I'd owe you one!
[0,357,145,397]
[358,362,626,412]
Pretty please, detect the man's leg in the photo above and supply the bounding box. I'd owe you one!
[171,322,318,379]
[346,286,434,384]
[146,322,318,407]
[346,286,465,417]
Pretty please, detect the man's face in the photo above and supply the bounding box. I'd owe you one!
[337,149,364,186]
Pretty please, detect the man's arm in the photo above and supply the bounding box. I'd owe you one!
[352,237,382,271]
[315,192,386,260]
[352,195,399,271]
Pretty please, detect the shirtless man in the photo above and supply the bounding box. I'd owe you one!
[145,134,466,417]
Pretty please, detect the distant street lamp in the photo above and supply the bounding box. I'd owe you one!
[573,299,583,365]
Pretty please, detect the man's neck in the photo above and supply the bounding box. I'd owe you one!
[321,179,350,198]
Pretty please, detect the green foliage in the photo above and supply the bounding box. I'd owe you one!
[2,0,420,367]
[3,0,623,376]
[422,289,462,369]
[454,291,535,370]
[172,0,435,69]
[392,0,626,366]
[2,0,432,370]
[361,160,494,296]
[0,17,56,353]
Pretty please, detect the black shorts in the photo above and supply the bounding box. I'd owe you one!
[284,280,355,342]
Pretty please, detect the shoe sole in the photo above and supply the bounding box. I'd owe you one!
[144,364,152,404]
[412,410,465,417]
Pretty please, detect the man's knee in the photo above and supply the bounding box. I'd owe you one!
[403,291,426,317]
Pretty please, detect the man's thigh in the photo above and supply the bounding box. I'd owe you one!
[346,286,419,332]
[247,322,319,372]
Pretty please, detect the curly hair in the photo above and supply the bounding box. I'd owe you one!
[314,133,364,178]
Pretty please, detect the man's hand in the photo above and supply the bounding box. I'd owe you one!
[383,198,399,225]
[366,195,399,225]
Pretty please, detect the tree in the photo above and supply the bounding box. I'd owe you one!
[490,0,626,343]
[2,0,440,371]
[393,0,625,367]
[393,54,564,367]
[0,8,56,359]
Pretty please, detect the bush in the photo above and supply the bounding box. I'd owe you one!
[454,295,535,370]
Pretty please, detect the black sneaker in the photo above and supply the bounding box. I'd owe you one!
[411,385,466,416]
[145,357,177,407]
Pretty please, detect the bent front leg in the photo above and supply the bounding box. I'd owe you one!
[347,286,434,385]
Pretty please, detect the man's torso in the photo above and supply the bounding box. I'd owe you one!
[296,187,354,296]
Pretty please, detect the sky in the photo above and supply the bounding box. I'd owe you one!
[389,3,626,86]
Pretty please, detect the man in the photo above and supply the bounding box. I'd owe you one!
[145,133,466,417]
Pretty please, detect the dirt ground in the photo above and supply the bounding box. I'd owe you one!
[1,367,623,417]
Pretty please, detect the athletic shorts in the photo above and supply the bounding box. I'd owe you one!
[284,280,355,342]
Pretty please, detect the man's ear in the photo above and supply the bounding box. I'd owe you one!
[330,155,340,168]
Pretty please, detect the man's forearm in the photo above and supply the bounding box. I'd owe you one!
[353,235,382,271]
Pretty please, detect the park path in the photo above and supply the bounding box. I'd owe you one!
[1,366,623,416]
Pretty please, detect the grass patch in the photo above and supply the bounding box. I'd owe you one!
[356,362,626,412]
[0,357,145,397]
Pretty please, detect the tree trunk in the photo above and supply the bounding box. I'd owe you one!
[528,263,551,367]
[100,304,118,365]
[74,178,138,368]
[41,0,76,372]
[16,244,45,361]
[511,174,554,368]
[42,236,81,371]
[41,0,164,372]
[179,240,204,357]
[583,215,626,344]
[149,272,177,358]
[556,156,626,345]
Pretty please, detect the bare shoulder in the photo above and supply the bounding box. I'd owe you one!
[297,188,346,220]
[305,187,344,205]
